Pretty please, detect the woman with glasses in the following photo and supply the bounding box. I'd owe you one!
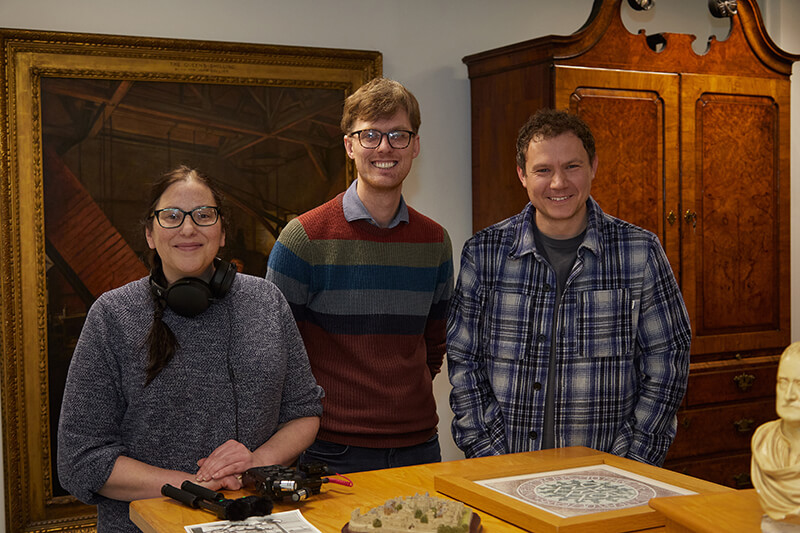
[57,165,323,532]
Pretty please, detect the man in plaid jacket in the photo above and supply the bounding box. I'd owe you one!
[447,109,691,466]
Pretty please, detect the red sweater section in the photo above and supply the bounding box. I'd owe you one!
[303,323,439,448]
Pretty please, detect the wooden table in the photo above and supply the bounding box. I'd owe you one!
[131,446,732,533]
[649,489,766,532]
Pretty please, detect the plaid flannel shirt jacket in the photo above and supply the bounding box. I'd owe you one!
[446,198,691,466]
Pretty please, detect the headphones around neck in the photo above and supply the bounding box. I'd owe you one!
[149,258,237,317]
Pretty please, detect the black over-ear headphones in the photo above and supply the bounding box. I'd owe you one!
[149,258,237,317]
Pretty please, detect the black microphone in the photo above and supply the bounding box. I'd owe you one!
[161,482,269,521]
[181,481,273,515]
[180,481,226,503]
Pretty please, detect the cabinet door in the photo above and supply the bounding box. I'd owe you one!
[554,66,681,275]
[680,74,791,356]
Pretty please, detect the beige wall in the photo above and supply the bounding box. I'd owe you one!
[0,0,796,526]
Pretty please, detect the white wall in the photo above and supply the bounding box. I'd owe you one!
[769,0,800,342]
[0,0,797,527]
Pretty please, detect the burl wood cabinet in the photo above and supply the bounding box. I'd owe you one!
[463,0,797,488]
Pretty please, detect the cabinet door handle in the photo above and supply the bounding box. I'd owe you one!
[733,373,756,392]
[684,210,697,228]
[667,210,676,225]
[733,418,755,433]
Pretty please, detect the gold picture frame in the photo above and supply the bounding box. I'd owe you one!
[434,451,730,533]
[0,28,381,533]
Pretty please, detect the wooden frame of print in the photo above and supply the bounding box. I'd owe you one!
[434,452,729,533]
[0,28,380,533]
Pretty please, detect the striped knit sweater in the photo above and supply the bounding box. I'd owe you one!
[266,192,454,448]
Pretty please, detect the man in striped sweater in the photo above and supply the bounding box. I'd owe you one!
[266,78,454,474]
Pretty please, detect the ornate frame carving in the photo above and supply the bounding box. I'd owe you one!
[0,28,381,533]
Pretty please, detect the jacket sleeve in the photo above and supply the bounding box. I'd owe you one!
[273,287,325,424]
[615,239,691,466]
[57,300,127,505]
[447,240,509,458]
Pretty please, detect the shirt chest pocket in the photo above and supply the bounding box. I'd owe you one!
[485,289,536,361]
[577,289,638,358]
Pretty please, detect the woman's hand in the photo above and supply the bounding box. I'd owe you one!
[98,455,243,502]
[195,439,255,482]
[195,473,243,491]
[195,416,320,482]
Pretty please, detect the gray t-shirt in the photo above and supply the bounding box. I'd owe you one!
[534,226,585,449]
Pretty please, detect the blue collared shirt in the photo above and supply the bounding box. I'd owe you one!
[446,198,691,466]
[342,179,409,228]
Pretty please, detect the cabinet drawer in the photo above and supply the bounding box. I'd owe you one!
[666,398,776,459]
[686,359,778,407]
[664,452,753,489]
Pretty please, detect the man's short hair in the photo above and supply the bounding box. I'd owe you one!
[515,109,596,169]
[341,77,421,134]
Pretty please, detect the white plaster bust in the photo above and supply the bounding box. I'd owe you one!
[752,342,800,526]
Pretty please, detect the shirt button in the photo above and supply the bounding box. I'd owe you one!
[533,382,542,391]
[543,284,552,292]
[536,334,546,343]
[528,431,538,440]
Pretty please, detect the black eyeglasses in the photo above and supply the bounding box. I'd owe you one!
[151,206,220,228]
[349,129,415,149]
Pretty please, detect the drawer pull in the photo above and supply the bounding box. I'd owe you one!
[733,373,755,392]
[680,417,691,429]
[733,472,752,489]
[733,418,755,433]
[684,210,697,229]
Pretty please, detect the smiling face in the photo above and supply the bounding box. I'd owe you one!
[145,177,225,284]
[343,110,420,196]
[517,131,598,238]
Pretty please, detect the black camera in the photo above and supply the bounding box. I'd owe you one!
[242,462,329,502]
